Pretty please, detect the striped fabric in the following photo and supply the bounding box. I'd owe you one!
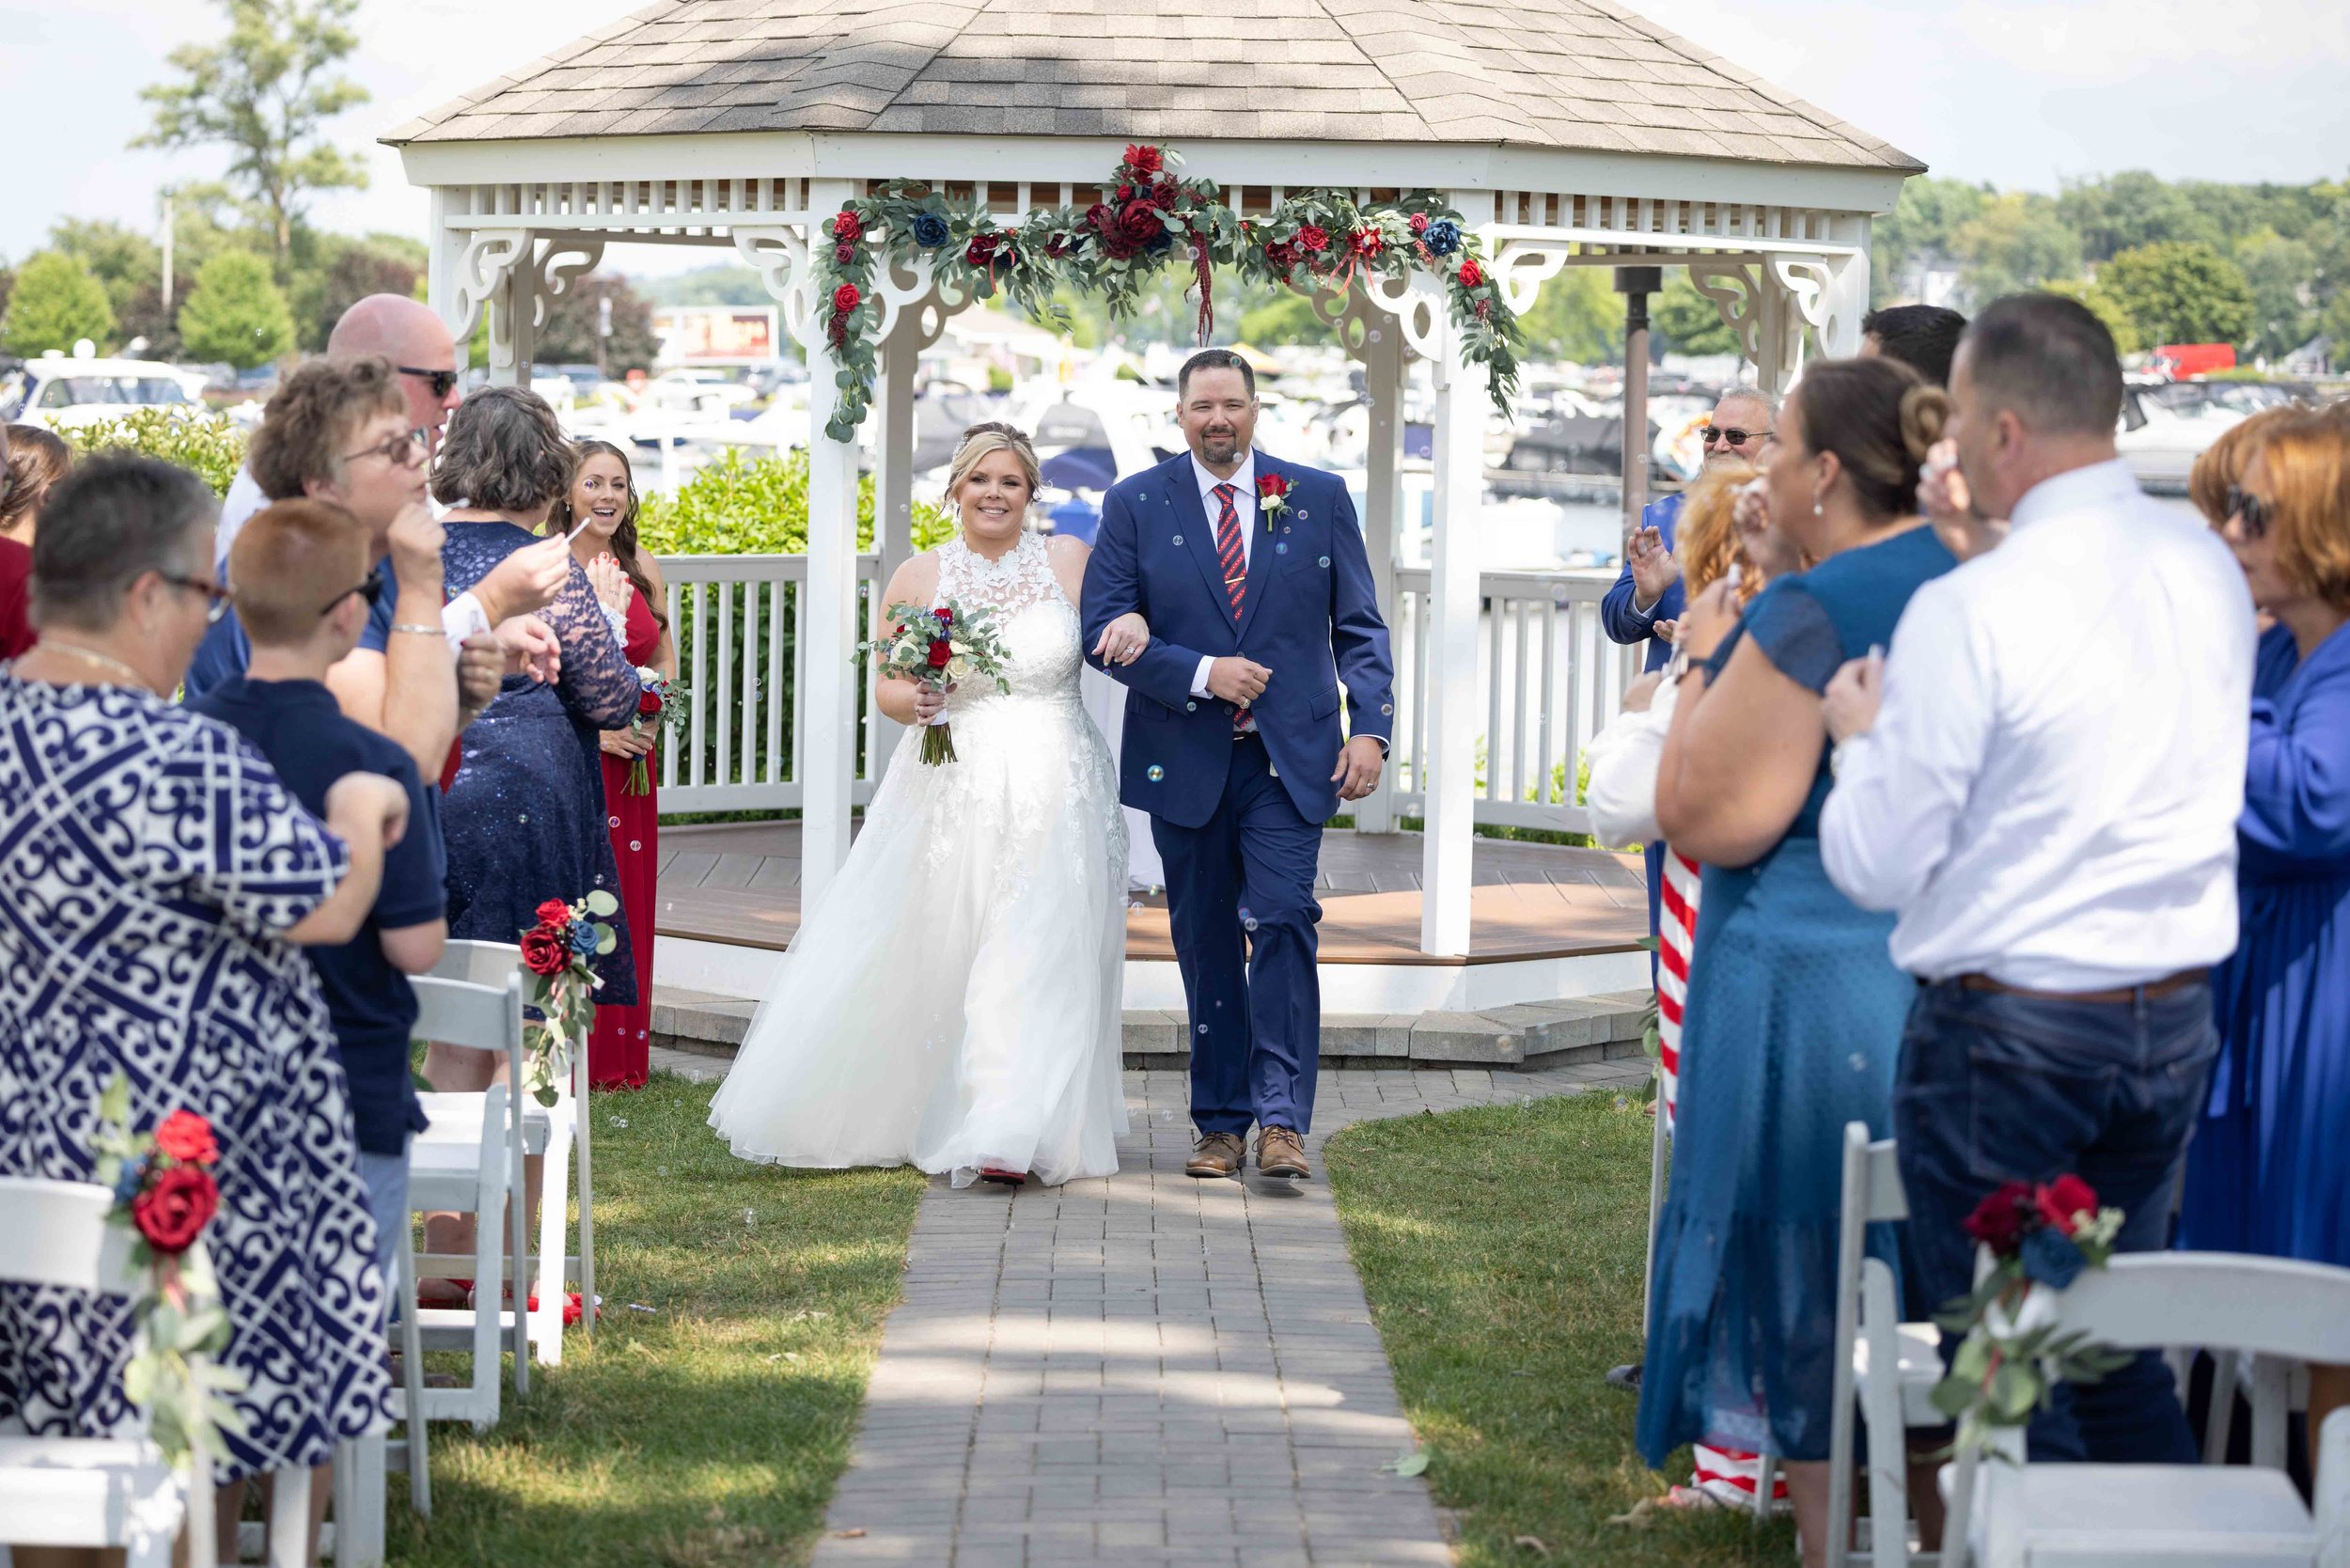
[1656,841,1786,1512]
[1211,482,1252,731]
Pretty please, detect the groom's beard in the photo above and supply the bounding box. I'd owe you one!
[1198,430,1240,464]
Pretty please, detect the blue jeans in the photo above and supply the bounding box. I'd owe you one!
[1893,980,2219,1465]
[358,1137,413,1309]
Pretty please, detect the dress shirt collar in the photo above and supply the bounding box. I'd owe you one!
[1191,449,1256,504]
[2009,458,2138,532]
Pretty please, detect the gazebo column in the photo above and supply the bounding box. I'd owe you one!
[1354,298,1405,836]
[867,284,955,780]
[1419,306,1482,959]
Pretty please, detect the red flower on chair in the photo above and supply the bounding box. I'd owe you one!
[133,1165,220,1255]
[152,1109,218,1167]
[521,926,569,977]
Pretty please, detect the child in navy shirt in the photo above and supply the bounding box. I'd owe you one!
[192,499,449,1281]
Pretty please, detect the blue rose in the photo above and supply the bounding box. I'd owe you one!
[570,922,599,955]
[113,1160,147,1206]
[1423,218,1462,257]
[2019,1227,2087,1290]
[911,213,951,250]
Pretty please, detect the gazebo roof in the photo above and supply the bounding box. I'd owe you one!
[384,0,1919,173]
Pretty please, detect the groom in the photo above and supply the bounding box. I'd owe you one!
[1083,349,1395,1181]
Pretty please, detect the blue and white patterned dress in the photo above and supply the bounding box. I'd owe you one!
[0,677,393,1477]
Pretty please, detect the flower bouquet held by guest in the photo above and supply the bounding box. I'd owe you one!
[2177,406,2350,1456]
[709,423,1130,1189]
[0,458,410,1564]
[550,439,674,1090]
[1636,358,1958,1568]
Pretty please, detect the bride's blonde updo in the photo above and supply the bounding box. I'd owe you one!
[946,422,1042,516]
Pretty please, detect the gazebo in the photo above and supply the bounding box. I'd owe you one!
[386,0,1919,964]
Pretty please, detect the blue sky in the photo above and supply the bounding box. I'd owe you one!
[8,0,2346,274]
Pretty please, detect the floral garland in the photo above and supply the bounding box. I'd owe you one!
[519,892,619,1105]
[1929,1174,2133,1456]
[809,144,1522,442]
[91,1072,246,1472]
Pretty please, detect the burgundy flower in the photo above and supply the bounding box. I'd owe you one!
[1475,298,1492,320]
[1457,259,1484,288]
[1116,201,1164,253]
[830,210,864,244]
[521,925,570,977]
[926,640,952,668]
[834,242,856,264]
[1297,225,1331,254]
[1045,233,1072,259]
[1151,179,1178,211]
[636,688,662,717]
[965,233,998,265]
[1124,144,1164,177]
[152,1110,217,1168]
[2037,1174,2099,1233]
[1086,202,1135,260]
[133,1166,219,1255]
[1408,212,1431,235]
[1117,183,1135,202]
[534,899,572,928]
[1264,241,1299,273]
[1963,1180,2034,1255]
[831,282,862,318]
[933,606,953,623]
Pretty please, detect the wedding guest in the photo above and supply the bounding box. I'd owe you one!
[1637,357,1955,1566]
[1861,304,1968,387]
[0,425,33,660]
[2,422,71,542]
[192,499,449,1289]
[549,438,674,1090]
[1601,386,1778,947]
[0,456,408,1562]
[2175,407,2350,1457]
[1819,294,2253,1469]
[423,388,637,1302]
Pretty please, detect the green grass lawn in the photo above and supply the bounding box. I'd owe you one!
[1326,1090,1796,1566]
[388,1074,923,1568]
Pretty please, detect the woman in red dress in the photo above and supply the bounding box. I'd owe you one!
[553,438,673,1088]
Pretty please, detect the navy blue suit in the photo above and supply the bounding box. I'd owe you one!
[1082,450,1394,1137]
[1599,489,1686,956]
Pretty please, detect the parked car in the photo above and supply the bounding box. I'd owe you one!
[645,368,755,418]
[0,348,204,429]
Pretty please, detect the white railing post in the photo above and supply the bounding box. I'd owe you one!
[799,180,861,904]
[1355,292,1404,836]
[1419,312,1481,958]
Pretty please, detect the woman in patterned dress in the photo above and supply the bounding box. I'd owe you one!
[0,457,409,1564]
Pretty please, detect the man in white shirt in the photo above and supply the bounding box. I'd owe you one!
[1820,293,2254,1466]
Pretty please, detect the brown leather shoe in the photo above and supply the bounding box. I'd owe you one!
[1256,1125,1309,1179]
[1185,1132,1245,1178]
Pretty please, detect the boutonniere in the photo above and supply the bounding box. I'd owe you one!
[1256,473,1292,533]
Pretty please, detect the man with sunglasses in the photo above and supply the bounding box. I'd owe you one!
[1600,387,1776,675]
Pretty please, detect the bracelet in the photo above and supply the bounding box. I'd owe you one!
[390,623,446,635]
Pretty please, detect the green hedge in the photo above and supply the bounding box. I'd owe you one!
[65,408,248,497]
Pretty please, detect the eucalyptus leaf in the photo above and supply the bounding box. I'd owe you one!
[1384,1450,1431,1477]
[585,890,619,917]
[597,929,618,956]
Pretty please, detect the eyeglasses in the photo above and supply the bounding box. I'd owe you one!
[398,366,461,400]
[318,574,385,619]
[1702,426,1767,447]
[160,572,231,624]
[2225,485,2275,539]
[342,428,429,466]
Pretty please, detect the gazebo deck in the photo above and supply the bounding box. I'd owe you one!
[656,821,1648,965]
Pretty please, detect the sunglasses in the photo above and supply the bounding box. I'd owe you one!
[398,366,461,400]
[318,574,386,619]
[2224,485,2274,540]
[1702,426,1767,447]
[342,427,430,467]
[161,572,231,624]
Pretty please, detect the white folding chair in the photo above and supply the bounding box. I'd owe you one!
[0,1178,315,1568]
[407,964,526,1429]
[1827,1123,1946,1568]
[1939,1251,2350,1568]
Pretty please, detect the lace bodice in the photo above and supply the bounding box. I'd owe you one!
[933,532,1081,711]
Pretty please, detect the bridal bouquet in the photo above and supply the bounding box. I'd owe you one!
[624,666,689,795]
[859,598,1012,765]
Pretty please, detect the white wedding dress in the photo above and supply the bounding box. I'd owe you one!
[708,530,1131,1186]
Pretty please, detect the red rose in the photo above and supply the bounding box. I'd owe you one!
[1257,474,1288,502]
[1297,225,1330,254]
[1117,183,1135,202]
[133,1165,219,1255]
[830,210,864,244]
[964,233,998,265]
[1124,144,1164,177]
[926,641,952,668]
[2036,1174,2099,1233]
[834,242,856,264]
[1151,179,1178,211]
[152,1110,218,1167]
[1408,212,1431,235]
[831,282,861,318]
[534,899,572,928]
[1264,241,1299,273]
[1457,259,1484,288]
[933,606,952,623]
[521,925,570,977]
[1963,1180,2033,1254]
[636,688,662,717]
[1086,202,1136,260]
[1045,233,1071,259]
[1117,202,1164,253]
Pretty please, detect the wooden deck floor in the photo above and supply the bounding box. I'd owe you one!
[656,821,1649,966]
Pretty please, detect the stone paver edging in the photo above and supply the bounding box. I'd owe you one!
[653,1048,1645,1565]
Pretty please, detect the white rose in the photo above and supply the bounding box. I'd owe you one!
[947,656,972,682]
[949,640,971,655]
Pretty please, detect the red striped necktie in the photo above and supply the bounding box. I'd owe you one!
[1211,482,1251,732]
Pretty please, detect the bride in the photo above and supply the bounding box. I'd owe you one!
[709,423,1144,1187]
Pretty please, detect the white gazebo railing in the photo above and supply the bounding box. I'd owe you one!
[658,554,1649,842]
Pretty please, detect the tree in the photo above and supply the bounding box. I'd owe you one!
[536,272,663,372]
[2057,171,2218,262]
[289,230,425,351]
[1653,270,1738,356]
[179,251,296,368]
[1873,177,1991,299]
[2044,278,2140,356]
[1516,266,1621,366]
[1,252,117,356]
[2237,231,2318,360]
[1234,290,1327,347]
[2097,241,2256,348]
[133,0,369,267]
[1950,194,2083,305]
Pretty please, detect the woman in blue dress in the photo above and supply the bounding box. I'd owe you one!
[2176,406,2350,1451]
[419,387,638,1308]
[1638,359,1957,1565]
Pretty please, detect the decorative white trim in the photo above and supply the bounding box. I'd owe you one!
[447,227,530,350]
[1690,261,1763,366]
[1358,271,1449,367]
[529,236,605,332]
[1491,242,1574,317]
[731,224,813,344]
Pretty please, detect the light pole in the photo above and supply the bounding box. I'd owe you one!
[1614,266,1662,538]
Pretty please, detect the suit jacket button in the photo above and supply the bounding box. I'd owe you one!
[1319,555,1331,568]
[1171,534,1183,546]
[1185,700,1197,712]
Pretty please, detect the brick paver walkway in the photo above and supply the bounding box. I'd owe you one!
[647,1054,1643,1567]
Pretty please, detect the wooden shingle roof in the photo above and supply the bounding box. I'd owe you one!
[384,0,1919,173]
